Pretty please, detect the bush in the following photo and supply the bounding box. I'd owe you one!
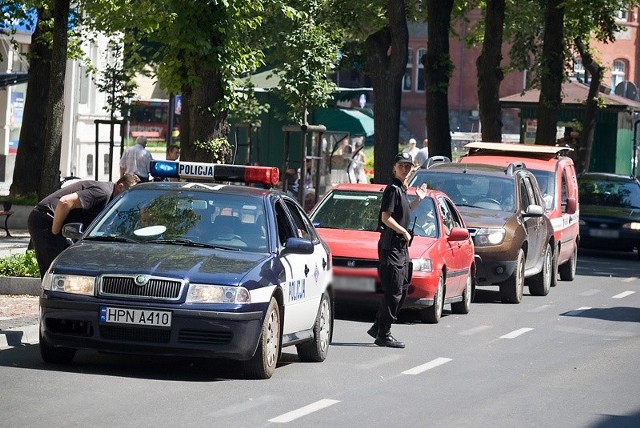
[0,251,40,278]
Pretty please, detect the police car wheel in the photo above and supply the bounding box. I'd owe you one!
[296,292,332,362]
[243,297,280,379]
[39,329,76,364]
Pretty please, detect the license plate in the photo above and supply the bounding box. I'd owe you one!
[100,306,172,328]
[589,229,619,238]
[333,276,376,292]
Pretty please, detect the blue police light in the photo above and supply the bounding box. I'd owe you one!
[150,160,179,178]
[150,160,279,186]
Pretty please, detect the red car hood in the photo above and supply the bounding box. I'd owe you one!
[316,228,435,259]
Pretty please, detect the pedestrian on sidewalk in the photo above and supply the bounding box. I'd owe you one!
[119,136,153,182]
[28,175,140,278]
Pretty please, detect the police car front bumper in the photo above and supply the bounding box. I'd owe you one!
[40,297,267,361]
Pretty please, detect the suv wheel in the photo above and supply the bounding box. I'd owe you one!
[528,243,552,296]
[558,243,578,281]
[499,249,524,304]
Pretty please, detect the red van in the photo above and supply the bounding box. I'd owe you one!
[460,142,579,285]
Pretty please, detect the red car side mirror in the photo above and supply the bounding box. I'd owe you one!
[448,227,470,242]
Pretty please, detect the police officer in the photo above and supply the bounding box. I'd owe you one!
[368,152,428,348]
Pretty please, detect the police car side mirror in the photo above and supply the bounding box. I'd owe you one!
[62,223,85,242]
[282,237,314,255]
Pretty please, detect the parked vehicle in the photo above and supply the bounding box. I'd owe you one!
[577,172,640,260]
[461,142,580,284]
[309,183,475,323]
[39,162,333,379]
[409,161,554,303]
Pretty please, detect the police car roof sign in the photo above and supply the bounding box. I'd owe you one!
[151,161,279,186]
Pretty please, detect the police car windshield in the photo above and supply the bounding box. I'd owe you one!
[88,188,269,252]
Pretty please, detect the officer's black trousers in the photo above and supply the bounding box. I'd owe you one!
[28,208,67,278]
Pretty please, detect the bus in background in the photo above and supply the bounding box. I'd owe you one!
[125,98,180,142]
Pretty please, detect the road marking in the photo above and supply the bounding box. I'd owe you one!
[459,325,491,336]
[528,304,553,313]
[613,291,635,299]
[579,289,600,296]
[564,306,591,316]
[402,357,452,375]
[358,353,402,370]
[268,399,340,423]
[622,277,638,283]
[500,328,534,339]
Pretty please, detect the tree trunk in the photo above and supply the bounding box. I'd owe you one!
[39,0,70,199]
[10,8,51,199]
[477,0,505,143]
[365,0,408,185]
[535,0,564,146]
[574,37,602,174]
[425,0,454,159]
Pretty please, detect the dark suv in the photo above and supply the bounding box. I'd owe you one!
[409,161,555,303]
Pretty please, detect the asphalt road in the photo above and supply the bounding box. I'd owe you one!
[1,250,638,428]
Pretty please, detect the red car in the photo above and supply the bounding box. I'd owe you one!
[309,183,475,323]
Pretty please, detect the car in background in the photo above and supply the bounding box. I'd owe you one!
[309,183,474,324]
[409,161,555,303]
[39,162,333,379]
[461,142,580,284]
[577,172,640,259]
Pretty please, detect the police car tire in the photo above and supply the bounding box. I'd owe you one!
[39,330,76,364]
[243,297,280,379]
[296,292,332,362]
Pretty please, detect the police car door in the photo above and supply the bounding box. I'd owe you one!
[275,199,327,335]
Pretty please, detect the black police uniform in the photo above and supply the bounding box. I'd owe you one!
[373,175,411,345]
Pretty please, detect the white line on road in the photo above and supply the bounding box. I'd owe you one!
[500,328,534,339]
[612,291,635,299]
[622,277,638,283]
[459,325,491,336]
[402,357,452,375]
[579,289,600,296]
[564,306,592,316]
[268,399,340,424]
[528,304,553,313]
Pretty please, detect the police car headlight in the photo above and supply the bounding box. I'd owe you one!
[186,284,251,304]
[622,222,640,231]
[473,228,506,246]
[42,274,95,295]
[411,258,432,272]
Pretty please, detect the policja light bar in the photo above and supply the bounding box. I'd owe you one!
[150,160,280,186]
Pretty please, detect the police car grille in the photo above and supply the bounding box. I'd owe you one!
[100,325,170,343]
[332,257,379,269]
[100,277,183,300]
[178,329,233,345]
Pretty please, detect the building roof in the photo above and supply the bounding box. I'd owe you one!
[500,81,640,111]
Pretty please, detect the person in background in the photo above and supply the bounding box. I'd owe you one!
[367,152,428,348]
[166,144,180,161]
[119,136,153,182]
[28,175,140,278]
[402,138,419,160]
[414,139,430,169]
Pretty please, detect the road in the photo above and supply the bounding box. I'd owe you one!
[1,250,638,427]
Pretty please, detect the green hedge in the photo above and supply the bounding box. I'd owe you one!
[0,251,40,278]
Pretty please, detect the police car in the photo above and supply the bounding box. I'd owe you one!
[39,161,333,379]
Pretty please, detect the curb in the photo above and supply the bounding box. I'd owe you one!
[0,277,41,296]
[0,324,39,349]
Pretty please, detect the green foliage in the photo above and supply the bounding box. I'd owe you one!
[5,193,39,207]
[229,81,270,125]
[193,138,233,163]
[0,251,40,278]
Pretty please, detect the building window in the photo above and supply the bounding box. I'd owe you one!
[573,58,586,82]
[611,59,626,90]
[416,48,426,92]
[403,49,413,92]
[615,9,628,21]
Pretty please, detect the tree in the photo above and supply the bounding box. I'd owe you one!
[476,0,505,143]
[9,7,51,200]
[424,0,454,159]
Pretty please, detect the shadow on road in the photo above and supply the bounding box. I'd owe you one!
[561,306,640,323]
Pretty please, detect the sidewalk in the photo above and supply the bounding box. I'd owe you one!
[0,229,40,349]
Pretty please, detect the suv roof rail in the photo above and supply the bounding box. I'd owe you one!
[424,156,451,169]
[505,161,527,175]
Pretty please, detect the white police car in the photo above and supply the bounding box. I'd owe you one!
[39,161,333,379]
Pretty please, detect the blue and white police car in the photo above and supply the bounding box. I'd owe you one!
[39,161,333,379]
